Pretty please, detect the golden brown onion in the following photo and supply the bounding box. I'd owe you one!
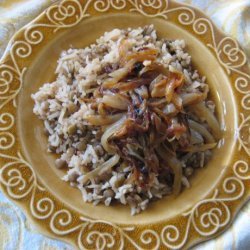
[84,113,124,126]
[191,102,221,140]
[126,48,159,62]
[102,94,130,110]
[101,115,127,153]
[78,154,120,184]
[180,142,217,152]
[188,119,215,143]
[157,147,182,195]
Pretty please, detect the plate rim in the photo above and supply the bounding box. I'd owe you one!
[0,0,249,249]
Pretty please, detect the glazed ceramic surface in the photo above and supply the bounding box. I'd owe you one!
[0,0,249,249]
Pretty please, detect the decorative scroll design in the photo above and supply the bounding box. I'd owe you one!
[160,160,250,249]
[237,113,250,156]
[0,150,248,249]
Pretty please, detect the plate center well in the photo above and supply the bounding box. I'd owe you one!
[18,14,237,224]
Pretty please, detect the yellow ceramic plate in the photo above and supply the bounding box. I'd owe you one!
[0,0,249,249]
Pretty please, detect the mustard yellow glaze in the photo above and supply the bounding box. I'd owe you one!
[0,1,249,250]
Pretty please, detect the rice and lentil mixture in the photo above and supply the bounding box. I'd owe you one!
[32,25,220,215]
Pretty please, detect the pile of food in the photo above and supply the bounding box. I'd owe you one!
[32,25,220,215]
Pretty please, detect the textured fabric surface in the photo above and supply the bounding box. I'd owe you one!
[0,0,249,249]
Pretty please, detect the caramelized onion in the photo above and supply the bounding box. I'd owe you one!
[157,147,182,195]
[180,143,217,152]
[119,39,131,64]
[102,59,136,88]
[78,154,120,184]
[115,77,154,92]
[151,78,167,98]
[101,116,126,153]
[84,113,124,126]
[165,73,184,103]
[148,98,167,107]
[191,102,221,139]
[139,62,169,77]
[102,94,130,110]
[134,85,149,99]
[171,93,183,110]
[181,92,207,106]
[126,48,159,62]
[188,119,215,143]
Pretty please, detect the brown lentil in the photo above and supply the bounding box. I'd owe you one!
[55,159,67,169]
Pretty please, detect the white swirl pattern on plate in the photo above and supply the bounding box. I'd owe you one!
[0,0,249,249]
[161,160,249,249]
